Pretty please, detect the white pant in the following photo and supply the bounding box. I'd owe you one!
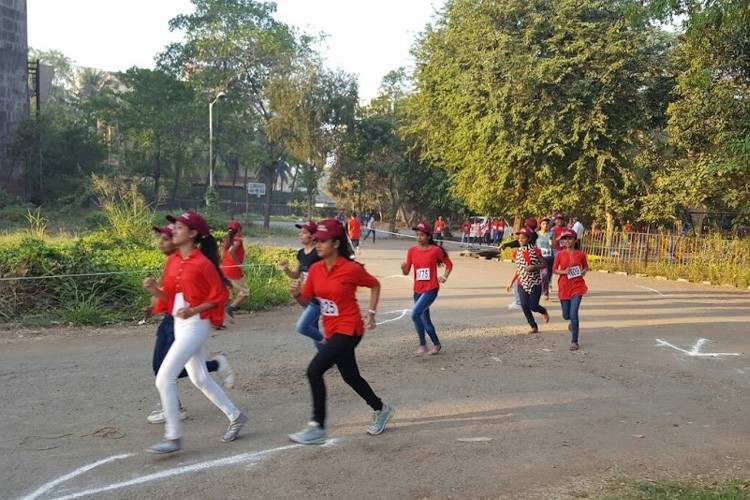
[156,297,240,440]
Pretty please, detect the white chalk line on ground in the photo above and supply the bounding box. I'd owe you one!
[23,440,340,500]
[375,309,411,326]
[635,285,666,297]
[655,338,741,357]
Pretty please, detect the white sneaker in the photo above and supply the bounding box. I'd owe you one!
[507,302,522,311]
[215,353,236,389]
[147,405,187,424]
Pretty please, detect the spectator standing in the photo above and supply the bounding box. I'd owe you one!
[433,216,447,248]
[348,212,362,255]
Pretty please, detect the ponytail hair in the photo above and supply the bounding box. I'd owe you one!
[427,234,449,266]
[197,233,231,286]
[336,235,357,260]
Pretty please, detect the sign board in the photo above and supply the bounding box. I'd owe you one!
[247,182,266,196]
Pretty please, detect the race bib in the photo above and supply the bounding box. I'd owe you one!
[541,248,552,257]
[416,268,431,281]
[319,298,340,316]
[567,266,582,279]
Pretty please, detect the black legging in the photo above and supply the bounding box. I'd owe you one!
[306,333,382,428]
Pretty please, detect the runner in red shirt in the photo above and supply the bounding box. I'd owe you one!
[348,212,362,255]
[401,221,453,355]
[505,228,550,333]
[221,220,248,323]
[433,216,447,248]
[143,211,247,454]
[552,229,589,351]
[288,219,394,445]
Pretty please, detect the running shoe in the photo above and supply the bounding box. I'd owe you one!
[222,413,248,442]
[215,353,236,389]
[226,305,235,324]
[507,302,522,311]
[542,311,550,323]
[429,345,442,355]
[570,342,579,351]
[146,438,182,454]
[289,421,327,445]
[367,403,395,435]
[147,405,187,424]
[416,345,429,356]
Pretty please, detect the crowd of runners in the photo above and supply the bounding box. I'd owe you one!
[138,209,589,455]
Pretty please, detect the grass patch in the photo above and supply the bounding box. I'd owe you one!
[602,478,750,499]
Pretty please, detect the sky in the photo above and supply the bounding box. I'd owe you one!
[27,0,443,102]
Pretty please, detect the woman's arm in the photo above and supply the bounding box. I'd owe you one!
[364,283,381,330]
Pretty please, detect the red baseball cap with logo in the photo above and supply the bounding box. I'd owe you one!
[525,217,538,230]
[560,229,577,239]
[412,221,432,235]
[295,220,317,234]
[311,219,345,240]
[228,220,242,232]
[166,211,210,237]
[515,227,533,237]
[152,223,175,237]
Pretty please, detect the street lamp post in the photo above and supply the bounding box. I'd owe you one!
[208,91,227,188]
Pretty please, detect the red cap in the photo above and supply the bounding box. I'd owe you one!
[228,220,242,232]
[525,217,538,230]
[412,221,432,234]
[166,211,210,237]
[560,229,577,239]
[311,219,345,240]
[152,223,175,237]
[515,227,533,237]
[295,220,317,233]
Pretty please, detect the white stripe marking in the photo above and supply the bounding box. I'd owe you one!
[386,274,411,280]
[376,309,411,325]
[26,440,340,500]
[635,285,666,296]
[19,453,134,500]
[655,338,741,357]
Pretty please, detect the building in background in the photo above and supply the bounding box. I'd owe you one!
[0,0,29,191]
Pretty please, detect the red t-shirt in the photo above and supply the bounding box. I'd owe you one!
[221,236,245,279]
[301,256,379,337]
[434,219,446,235]
[461,222,470,234]
[161,249,230,326]
[405,245,454,294]
[551,225,568,250]
[552,250,589,300]
[348,218,362,240]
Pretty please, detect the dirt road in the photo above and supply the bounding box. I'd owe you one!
[4,237,750,499]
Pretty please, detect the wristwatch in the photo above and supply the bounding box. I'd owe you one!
[367,309,377,314]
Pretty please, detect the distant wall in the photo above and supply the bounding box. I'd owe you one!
[0,0,29,191]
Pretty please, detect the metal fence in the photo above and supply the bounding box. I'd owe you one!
[579,231,750,269]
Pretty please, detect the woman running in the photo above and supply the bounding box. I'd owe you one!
[221,221,248,323]
[536,217,555,300]
[143,211,247,454]
[279,220,324,349]
[552,229,589,351]
[401,221,453,355]
[506,228,550,333]
[288,219,394,445]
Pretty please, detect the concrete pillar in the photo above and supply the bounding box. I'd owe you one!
[0,0,29,192]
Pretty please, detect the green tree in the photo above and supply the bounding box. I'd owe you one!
[268,60,358,217]
[409,0,664,231]
[157,0,309,227]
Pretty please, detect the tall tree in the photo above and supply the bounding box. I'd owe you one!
[268,60,358,217]
[157,0,309,228]
[408,0,663,231]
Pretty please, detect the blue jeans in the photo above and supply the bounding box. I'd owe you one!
[153,315,217,378]
[412,288,440,346]
[296,302,324,347]
[518,284,547,328]
[560,294,583,342]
